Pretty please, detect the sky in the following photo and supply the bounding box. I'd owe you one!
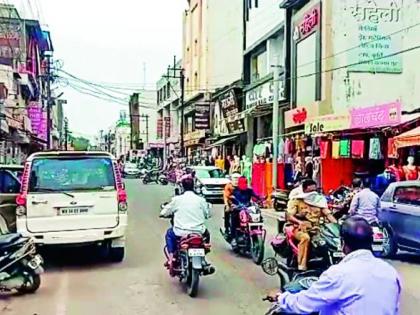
[11,0,187,140]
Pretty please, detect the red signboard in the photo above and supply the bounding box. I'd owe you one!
[157,118,163,138]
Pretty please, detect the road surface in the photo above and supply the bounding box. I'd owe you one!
[1,180,419,314]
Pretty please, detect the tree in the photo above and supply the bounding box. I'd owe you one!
[71,136,90,151]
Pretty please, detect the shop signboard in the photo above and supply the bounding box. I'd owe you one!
[184,129,205,142]
[285,102,319,129]
[219,90,245,133]
[305,115,350,134]
[0,22,22,65]
[350,100,401,129]
[245,76,285,110]
[156,118,163,138]
[346,0,403,73]
[27,102,45,139]
[293,3,321,42]
[195,104,210,130]
[164,117,171,138]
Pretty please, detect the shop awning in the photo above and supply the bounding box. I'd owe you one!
[394,126,420,149]
[10,129,30,144]
[206,135,238,149]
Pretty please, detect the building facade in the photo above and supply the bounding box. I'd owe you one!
[243,0,287,156]
[114,110,131,160]
[0,4,54,164]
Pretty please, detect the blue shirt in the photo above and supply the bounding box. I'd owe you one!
[276,250,401,315]
[349,188,381,223]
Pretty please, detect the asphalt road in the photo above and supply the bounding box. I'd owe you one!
[1,180,419,315]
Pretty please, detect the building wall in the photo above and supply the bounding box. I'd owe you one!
[207,0,244,88]
[115,125,131,159]
[246,0,285,50]
[328,0,419,114]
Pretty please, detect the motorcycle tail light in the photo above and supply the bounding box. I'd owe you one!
[189,236,203,246]
[373,232,384,240]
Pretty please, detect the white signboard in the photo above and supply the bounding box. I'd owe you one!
[245,78,285,109]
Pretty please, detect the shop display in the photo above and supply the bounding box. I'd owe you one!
[351,140,365,159]
[403,156,419,180]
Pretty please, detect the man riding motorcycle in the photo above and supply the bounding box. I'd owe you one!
[160,177,211,268]
[286,180,337,271]
[223,173,241,239]
[349,178,381,224]
[229,176,263,246]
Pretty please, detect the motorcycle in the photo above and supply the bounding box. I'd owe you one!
[221,202,266,265]
[142,169,168,185]
[160,205,215,297]
[271,222,343,272]
[0,233,44,294]
[261,257,319,315]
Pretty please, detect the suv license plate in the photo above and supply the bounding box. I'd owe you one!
[60,207,89,215]
[188,248,205,257]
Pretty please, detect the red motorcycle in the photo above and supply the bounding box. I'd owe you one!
[160,211,214,297]
[222,202,266,265]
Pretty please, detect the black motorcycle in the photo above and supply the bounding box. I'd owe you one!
[262,257,319,315]
[271,223,343,272]
[0,233,44,294]
[142,169,168,185]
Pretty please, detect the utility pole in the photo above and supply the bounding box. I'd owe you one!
[64,117,69,151]
[45,54,52,149]
[164,56,185,156]
[272,58,280,190]
[141,114,149,145]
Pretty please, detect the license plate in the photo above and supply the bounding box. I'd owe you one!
[372,245,383,251]
[188,248,205,257]
[333,252,345,258]
[60,207,89,215]
[28,255,43,269]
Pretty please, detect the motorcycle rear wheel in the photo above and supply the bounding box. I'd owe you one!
[142,177,149,184]
[17,271,41,294]
[187,268,200,297]
[251,235,265,265]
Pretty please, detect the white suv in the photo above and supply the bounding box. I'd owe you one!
[16,151,128,262]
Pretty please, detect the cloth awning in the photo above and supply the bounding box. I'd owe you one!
[394,126,420,149]
[206,135,238,149]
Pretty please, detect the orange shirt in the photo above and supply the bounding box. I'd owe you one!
[224,183,234,206]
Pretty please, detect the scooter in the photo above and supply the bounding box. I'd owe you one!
[0,233,44,294]
[142,169,168,185]
[261,257,319,315]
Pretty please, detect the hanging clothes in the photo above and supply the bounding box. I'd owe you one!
[332,141,340,159]
[278,138,285,156]
[320,141,329,159]
[369,138,383,160]
[351,140,365,159]
[339,139,350,157]
[387,138,398,159]
[284,138,290,155]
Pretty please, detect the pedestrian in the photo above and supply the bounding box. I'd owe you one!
[349,178,381,224]
[268,217,401,314]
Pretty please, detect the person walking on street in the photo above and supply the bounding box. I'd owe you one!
[269,217,401,315]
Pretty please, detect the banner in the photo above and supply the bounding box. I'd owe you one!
[195,104,210,130]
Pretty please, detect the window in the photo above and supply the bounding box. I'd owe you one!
[29,157,116,192]
[167,83,171,99]
[250,50,268,82]
[196,168,224,179]
[0,170,20,194]
[393,186,420,206]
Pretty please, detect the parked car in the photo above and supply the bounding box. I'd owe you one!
[0,164,23,234]
[379,180,420,257]
[15,151,128,262]
[193,166,230,201]
[123,162,142,178]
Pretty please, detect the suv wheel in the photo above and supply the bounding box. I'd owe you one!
[109,247,125,263]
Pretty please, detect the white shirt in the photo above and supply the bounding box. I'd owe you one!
[277,250,401,315]
[160,191,211,236]
[289,185,303,199]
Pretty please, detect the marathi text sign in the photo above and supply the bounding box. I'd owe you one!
[347,0,403,73]
[350,100,401,129]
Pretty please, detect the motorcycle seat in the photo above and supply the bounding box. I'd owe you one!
[0,233,21,247]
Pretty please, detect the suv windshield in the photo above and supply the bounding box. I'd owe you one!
[196,168,224,179]
[29,157,116,192]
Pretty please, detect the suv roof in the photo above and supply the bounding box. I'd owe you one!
[26,151,115,162]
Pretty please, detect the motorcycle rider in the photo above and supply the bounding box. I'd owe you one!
[160,177,212,269]
[286,179,337,271]
[349,178,381,224]
[223,173,241,239]
[268,217,401,315]
[229,176,263,246]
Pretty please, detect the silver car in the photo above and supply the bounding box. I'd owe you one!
[192,166,230,201]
